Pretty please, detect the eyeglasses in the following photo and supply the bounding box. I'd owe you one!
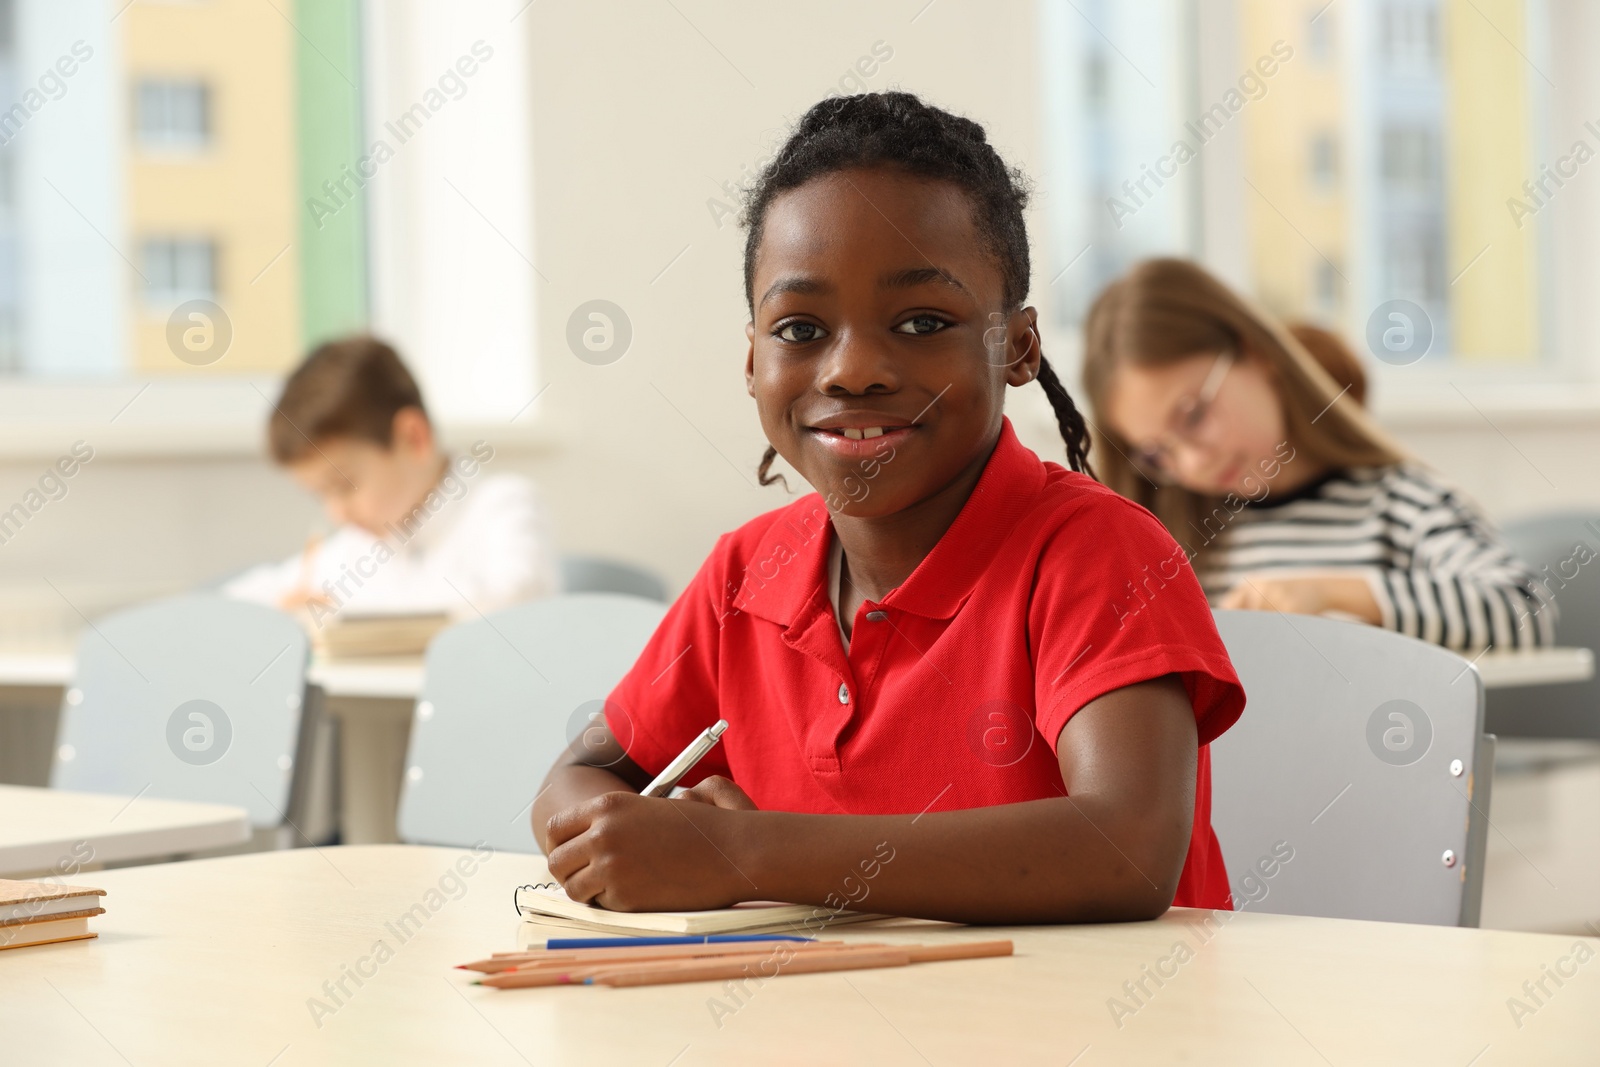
[1129,350,1234,483]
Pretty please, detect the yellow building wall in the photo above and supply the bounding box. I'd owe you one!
[124,0,301,374]
[1444,0,1538,362]
[1238,1,1347,326]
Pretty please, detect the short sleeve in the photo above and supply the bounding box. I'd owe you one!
[1029,494,1245,749]
[603,542,732,782]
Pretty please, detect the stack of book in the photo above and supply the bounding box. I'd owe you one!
[306,611,451,658]
[0,879,106,950]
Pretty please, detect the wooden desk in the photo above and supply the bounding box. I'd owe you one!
[0,785,249,877]
[1,845,1593,1065]
[1474,647,1595,688]
[0,650,426,700]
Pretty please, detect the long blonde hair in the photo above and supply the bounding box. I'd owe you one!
[1081,258,1405,563]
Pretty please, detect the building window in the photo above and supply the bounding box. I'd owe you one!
[1307,7,1335,62]
[134,79,211,149]
[141,238,216,306]
[1314,259,1343,316]
[1310,132,1339,190]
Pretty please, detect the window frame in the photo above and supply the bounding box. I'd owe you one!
[0,0,548,457]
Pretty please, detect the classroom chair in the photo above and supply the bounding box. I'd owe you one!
[397,592,667,853]
[51,594,315,833]
[1209,609,1494,927]
[559,554,669,602]
[1485,510,1600,740]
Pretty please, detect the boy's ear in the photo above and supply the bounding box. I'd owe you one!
[1004,307,1044,388]
[744,321,757,397]
[391,406,434,454]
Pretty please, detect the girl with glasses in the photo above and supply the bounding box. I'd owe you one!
[1082,257,1552,652]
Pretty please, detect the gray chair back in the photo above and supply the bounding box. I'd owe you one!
[398,592,668,853]
[1486,510,1600,739]
[559,555,669,602]
[51,594,310,828]
[1210,609,1493,926]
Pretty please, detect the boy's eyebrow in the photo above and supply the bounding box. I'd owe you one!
[758,267,970,311]
[881,266,970,295]
[758,275,831,310]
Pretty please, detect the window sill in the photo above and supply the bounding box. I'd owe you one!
[0,380,558,461]
[1372,382,1600,429]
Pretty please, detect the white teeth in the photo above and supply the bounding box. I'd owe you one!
[862,427,885,439]
[842,428,864,440]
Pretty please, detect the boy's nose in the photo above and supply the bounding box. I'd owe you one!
[818,328,898,395]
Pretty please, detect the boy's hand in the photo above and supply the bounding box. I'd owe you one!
[278,589,333,613]
[544,791,756,912]
[672,775,759,811]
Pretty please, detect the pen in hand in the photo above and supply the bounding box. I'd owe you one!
[640,720,728,798]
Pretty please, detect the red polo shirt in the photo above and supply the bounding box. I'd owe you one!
[606,418,1245,909]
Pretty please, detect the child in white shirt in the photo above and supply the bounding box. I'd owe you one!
[226,336,558,623]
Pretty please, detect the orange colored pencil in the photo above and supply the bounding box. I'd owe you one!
[459,939,858,973]
[595,939,1014,988]
[472,940,1014,989]
[477,945,866,988]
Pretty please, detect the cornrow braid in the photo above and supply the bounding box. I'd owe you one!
[741,91,1096,478]
[757,445,787,489]
[1034,357,1095,478]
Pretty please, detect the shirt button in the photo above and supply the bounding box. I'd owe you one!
[865,610,888,622]
[838,683,850,704]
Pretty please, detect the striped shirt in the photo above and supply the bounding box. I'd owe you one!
[1197,464,1555,652]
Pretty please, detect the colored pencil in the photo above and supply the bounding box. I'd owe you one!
[460,939,858,974]
[469,939,1014,989]
[537,934,814,950]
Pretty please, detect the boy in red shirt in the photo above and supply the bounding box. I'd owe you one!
[533,92,1244,923]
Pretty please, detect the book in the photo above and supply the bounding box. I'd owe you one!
[0,915,98,950]
[305,611,450,658]
[513,882,888,938]
[0,878,106,950]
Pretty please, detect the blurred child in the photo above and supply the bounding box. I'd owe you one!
[1082,257,1552,651]
[226,336,558,623]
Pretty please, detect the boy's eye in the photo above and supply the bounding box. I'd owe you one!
[893,314,949,336]
[775,321,827,343]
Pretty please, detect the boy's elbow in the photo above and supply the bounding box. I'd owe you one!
[1109,820,1189,922]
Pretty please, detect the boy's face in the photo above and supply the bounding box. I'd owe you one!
[287,409,441,535]
[745,167,1040,519]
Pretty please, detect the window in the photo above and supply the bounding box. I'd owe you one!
[0,0,537,440]
[1043,0,1580,391]
[1310,132,1338,190]
[1306,9,1335,61]
[134,79,210,149]
[1038,0,1197,329]
[141,238,215,307]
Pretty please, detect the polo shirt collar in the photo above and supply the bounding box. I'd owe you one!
[734,417,1048,629]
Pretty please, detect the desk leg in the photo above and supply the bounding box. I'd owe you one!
[328,696,414,845]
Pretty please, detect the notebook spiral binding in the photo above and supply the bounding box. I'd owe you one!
[512,882,560,916]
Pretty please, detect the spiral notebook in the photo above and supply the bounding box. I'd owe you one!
[513,883,889,936]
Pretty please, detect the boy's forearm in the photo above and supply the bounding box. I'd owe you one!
[724,796,1186,925]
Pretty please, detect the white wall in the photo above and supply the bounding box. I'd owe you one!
[0,0,1596,629]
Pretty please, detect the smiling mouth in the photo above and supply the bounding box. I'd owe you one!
[820,426,893,440]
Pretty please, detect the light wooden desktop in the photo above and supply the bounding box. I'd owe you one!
[0,784,249,877]
[1,845,1592,1066]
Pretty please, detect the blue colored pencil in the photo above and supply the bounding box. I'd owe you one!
[536,934,814,950]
